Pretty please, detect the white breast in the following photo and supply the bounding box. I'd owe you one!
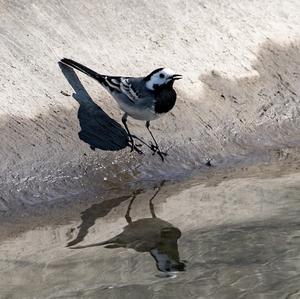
[118,101,162,121]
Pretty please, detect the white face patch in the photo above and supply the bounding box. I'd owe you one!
[146,68,176,90]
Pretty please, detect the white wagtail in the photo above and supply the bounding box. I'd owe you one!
[60,58,182,160]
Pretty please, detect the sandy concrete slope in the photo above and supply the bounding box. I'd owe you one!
[0,0,300,210]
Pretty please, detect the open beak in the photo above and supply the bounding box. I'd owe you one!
[172,74,182,80]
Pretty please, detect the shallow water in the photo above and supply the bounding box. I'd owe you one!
[0,164,300,299]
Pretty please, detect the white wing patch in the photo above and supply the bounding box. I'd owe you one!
[120,78,140,102]
[111,78,120,85]
[103,77,140,103]
[105,77,121,91]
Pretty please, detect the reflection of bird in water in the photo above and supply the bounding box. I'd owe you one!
[70,183,185,273]
[66,194,135,247]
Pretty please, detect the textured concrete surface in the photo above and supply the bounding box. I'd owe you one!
[1,2,300,296]
[1,0,300,212]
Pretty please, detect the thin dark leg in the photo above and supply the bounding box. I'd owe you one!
[149,189,159,218]
[146,121,167,161]
[122,113,133,151]
[149,180,165,218]
[125,193,137,224]
[122,113,143,154]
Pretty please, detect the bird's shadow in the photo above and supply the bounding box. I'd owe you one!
[59,62,128,151]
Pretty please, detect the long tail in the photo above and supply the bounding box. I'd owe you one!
[69,240,109,249]
[68,236,119,249]
[60,58,104,82]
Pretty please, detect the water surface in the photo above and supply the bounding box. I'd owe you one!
[1,163,300,298]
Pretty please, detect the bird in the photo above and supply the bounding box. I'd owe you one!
[60,58,182,161]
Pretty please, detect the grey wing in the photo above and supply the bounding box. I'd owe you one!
[103,76,143,104]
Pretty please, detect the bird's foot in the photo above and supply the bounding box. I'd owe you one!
[157,150,168,161]
[133,145,144,155]
[128,140,144,154]
[149,142,167,155]
[149,142,168,161]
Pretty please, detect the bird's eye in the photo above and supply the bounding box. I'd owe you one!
[159,73,165,78]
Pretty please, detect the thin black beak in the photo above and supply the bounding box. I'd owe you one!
[172,74,182,80]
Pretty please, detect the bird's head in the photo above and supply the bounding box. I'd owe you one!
[144,68,182,91]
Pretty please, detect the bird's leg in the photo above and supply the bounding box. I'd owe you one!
[149,188,159,218]
[149,180,165,218]
[146,121,167,161]
[122,113,133,149]
[122,113,143,154]
[125,193,137,224]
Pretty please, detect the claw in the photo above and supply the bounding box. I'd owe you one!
[149,142,159,152]
[157,151,165,162]
[128,140,143,154]
[148,141,167,161]
[133,145,144,155]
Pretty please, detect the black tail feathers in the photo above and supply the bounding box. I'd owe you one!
[60,58,103,82]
